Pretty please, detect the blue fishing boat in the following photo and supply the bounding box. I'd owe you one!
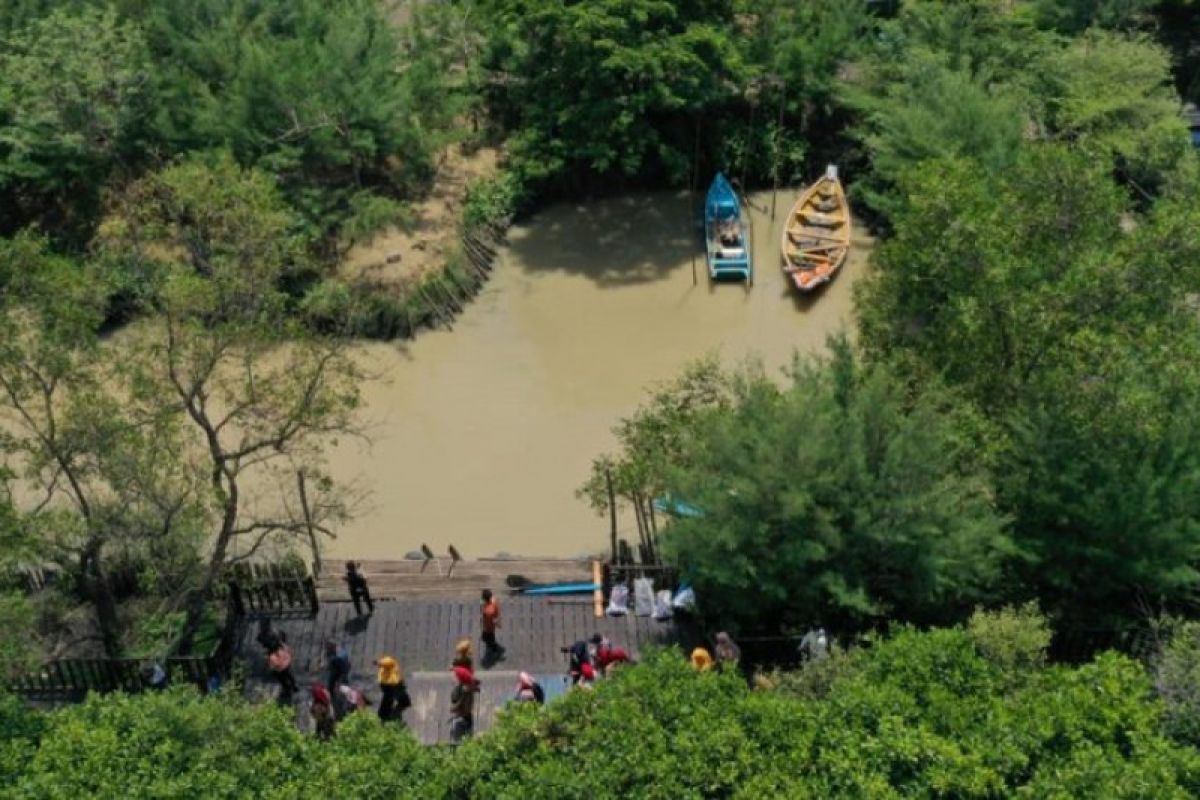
[704,173,752,283]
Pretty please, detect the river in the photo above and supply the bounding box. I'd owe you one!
[325,190,873,560]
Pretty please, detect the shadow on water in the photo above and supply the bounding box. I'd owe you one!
[507,191,703,287]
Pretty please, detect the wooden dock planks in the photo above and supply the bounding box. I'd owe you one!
[240,595,693,743]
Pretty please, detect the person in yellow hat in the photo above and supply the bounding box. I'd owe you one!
[375,656,410,723]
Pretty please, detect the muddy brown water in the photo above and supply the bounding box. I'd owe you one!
[326,190,873,560]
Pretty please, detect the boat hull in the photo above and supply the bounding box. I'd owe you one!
[704,172,752,283]
[781,165,851,292]
[521,582,601,596]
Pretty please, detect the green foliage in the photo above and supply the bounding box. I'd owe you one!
[0,692,43,792]
[134,0,444,244]
[1035,30,1190,190]
[0,592,39,680]
[579,355,733,514]
[623,342,1010,632]
[462,173,524,229]
[125,607,220,658]
[1156,621,1200,747]
[9,623,1200,797]
[0,6,156,240]
[1028,0,1157,34]
[849,60,1025,217]
[845,1,1190,219]
[100,151,310,320]
[478,0,744,188]
[966,603,1051,674]
[857,145,1200,628]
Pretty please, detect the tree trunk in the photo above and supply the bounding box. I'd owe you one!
[175,480,239,655]
[80,539,121,658]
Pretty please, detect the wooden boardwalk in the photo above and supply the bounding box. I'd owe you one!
[314,558,595,601]
[241,596,696,743]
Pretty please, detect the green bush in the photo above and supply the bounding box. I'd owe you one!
[8,621,1199,797]
[1156,621,1200,747]
[966,603,1051,675]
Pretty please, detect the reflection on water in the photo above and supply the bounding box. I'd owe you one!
[326,190,873,559]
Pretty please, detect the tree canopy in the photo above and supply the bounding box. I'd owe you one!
[5,610,1200,797]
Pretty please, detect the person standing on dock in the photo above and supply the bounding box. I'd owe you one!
[376,656,410,723]
[345,561,374,616]
[714,632,741,668]
[564,638,591,684]
[514,672,544,704]
[453,638,474,671]
[450,666,479,742]
[268,642,298,699]
[480,589,505,664]
[310,684,336,741]
[325,639,351,693]
[690,646,715,672]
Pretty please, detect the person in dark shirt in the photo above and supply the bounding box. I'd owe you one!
[325,639,351,692]
[344,561,374,616]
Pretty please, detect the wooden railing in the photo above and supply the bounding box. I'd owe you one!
[5,567,318,701]
[226,575,319,618]
[6,598,242,700]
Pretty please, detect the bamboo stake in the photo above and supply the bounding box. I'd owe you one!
[606,467,618,564]
[691,115,700,287]
[771,77,786,222]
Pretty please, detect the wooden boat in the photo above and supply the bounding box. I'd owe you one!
[781,165,851,292]
[704,172,752,283]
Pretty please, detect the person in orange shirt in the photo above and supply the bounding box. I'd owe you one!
[480,588,506,664]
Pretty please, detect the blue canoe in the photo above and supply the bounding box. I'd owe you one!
[704,173,752,283]
[521,582,601,596]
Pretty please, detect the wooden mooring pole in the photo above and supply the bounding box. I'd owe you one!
[606,466,618,563]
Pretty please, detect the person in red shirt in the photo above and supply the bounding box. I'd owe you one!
[596,644,630,675]
[480,589,506,663]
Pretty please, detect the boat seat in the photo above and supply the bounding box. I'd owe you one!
[788,230,844,246]
[798,210,843,228]
[717,247,746,259]
[814,197,839,213]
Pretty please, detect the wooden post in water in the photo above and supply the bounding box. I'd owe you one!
[606,466,618,563]
[647,497,660,563]
[632,491,651,563]
[691,115,700,287]
[771,77,786,222]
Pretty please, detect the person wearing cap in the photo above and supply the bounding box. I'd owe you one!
[690,646,714,672]
[376,656,410,723]
[450,665,479,742]
[310,684,336,741]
